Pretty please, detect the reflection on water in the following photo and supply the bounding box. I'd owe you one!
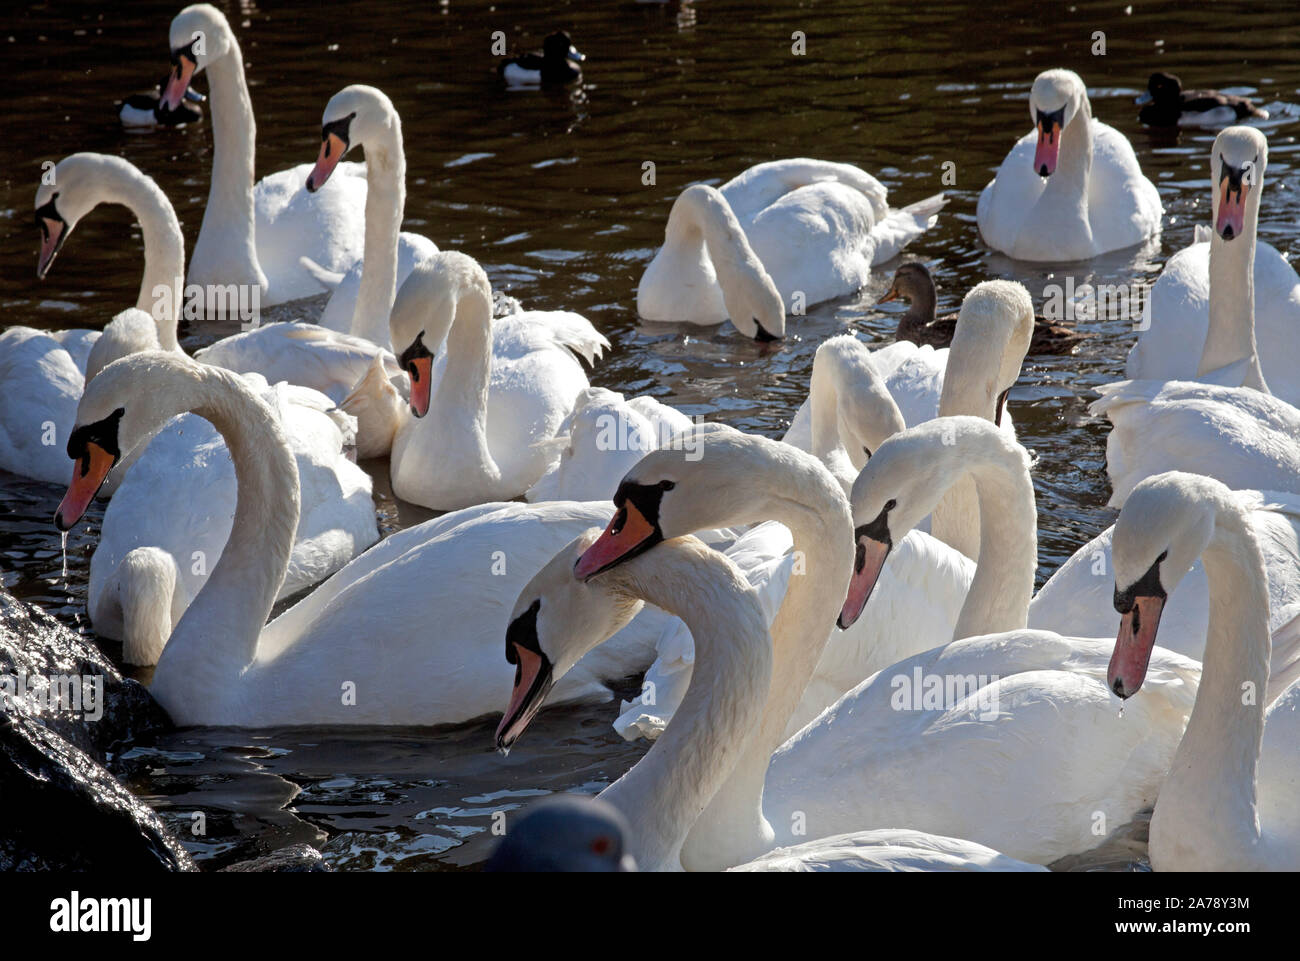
[1,0,1297,870]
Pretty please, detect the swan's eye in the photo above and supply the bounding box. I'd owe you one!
[609,507,627,536]
[659,480,675,491]
[853,540,867,574]
[863,446,872,459]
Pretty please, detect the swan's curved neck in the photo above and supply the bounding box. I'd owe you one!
[1200,196,1268,392]
[679,446,853,870]
[100,169,185,350]
[810,343,905,491]
[151,367,299,701]
[600,544,772,872]
[351,118,406,345]
[950,448,1037,638]
[1156,498,1271,862]
[668,185,775,304]
[190,37,263,288]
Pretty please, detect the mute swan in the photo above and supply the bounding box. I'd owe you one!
[1109,472,1300,870]
[88,375,378,666]
[374,251,608,510]
[159,4,367,304]
[977,69,1162,261]
[1137,72,1268,128]
[637,160,946,338]
[51,353,667,726]
[571,420,1197,866]
[498,31,585,86]
[503,529,1043,872]
[302,84,438,347]
[1125,127,1300,408]
[879,262,1085,354]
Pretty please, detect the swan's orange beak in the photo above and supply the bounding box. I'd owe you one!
[1108,595,1165,699]
[1215,175,1248,241]
[496,602,555,750]
[306,133,346,192]
[838,534,891,629]
[160,54,196,113]
[1033,115,1062,177]
[574,501,657,581]
[37,216,66,279]
[54,442,116,531]
[406,356,432,417]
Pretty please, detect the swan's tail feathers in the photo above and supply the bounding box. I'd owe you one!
[298,255,345,293]
[870,193,949,266]
[541,312,611,366]
[116,547,185,668]
[340,354,406,459]
[1087,379,1165,508]
[1193,223,1213,245]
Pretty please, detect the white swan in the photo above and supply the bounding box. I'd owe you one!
[160,4,367,304]
[1126,127,1300,407]
[301,84,438,347]
[638,160,946,338]
[1109,472,1300,869]
[977,69,1162,261]
[51,352,676,727]
[570,421,1197,866]
[501,529,1043,872]
[3,153,185,485]
[364,251,608,509]
[88,375,378,666]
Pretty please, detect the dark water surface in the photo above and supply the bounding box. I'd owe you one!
[1,0,1297,869]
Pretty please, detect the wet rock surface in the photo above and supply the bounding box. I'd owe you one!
[220,843,334,873]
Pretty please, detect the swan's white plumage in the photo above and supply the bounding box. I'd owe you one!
[728,829,1047,872]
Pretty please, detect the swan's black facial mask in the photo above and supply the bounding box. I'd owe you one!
[399,331,435,417]
[54,408,125,532]
[837,498,896,630]
[1034,106,1066,177]
[35,195,68,279]
[496,600,556,750]
[307,112,356,192]
[572,480,674,580]
[1109,550,1168,699]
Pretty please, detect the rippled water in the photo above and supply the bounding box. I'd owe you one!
[1,0,1297,870]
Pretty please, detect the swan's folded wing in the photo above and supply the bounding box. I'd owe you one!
[868,193,947,266]
[728,829,1048,872]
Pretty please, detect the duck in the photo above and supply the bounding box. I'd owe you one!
[638,160,946,338]
[299,85,439,348]
[87,374,378,667]
[158,4,368,305]
[1108,472,1300,870]
[500,528,1044,872]
[1136,71,1268,128]
[879,262,1085,354]
[498,30,585,85]
[51,352,676,727]
[555,424,1180,868]
[1125,127,1300,408]
[354,251,609,510]
[118,74,204,129]
[977,69,1163,261]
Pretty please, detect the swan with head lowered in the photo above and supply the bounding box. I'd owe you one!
[352,251,609,510]
[568,419,1198,867]
[2,153,185,485]
[51,352,685,726]
[1109,472,1300,870]
[295,84,438,347]
[977,69,1162,261]
[1124,126,1300,408]
[638,160,946,339]
[499,529,1044,872]
[158,4,367,304]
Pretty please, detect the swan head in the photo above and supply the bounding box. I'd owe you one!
[307,85,397,192]
[573,423,805,580]
[388,252,490,417]
[85,309,162,383]
[839,416,1014,628]
[54,353,200,531]
[34,153,133,280]
[1109,472,1224,699]
[161,5,235,111]
[1029,69,1088,177]
[485,795,634,872]
[1211,126,1267,242]
[810,335,906,467]
[497,529,645,750]
[940,280,1034,426]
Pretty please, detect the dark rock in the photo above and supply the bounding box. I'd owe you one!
[0,588,171,764]
[0,711,195,871]
[220,843,333,872]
